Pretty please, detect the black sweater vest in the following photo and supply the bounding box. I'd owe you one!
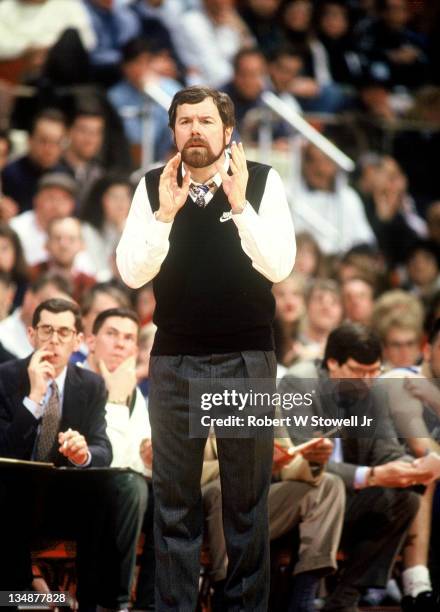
[146,161,276,355]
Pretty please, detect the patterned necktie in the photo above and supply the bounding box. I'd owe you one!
[189,181,218,208]
[35,381,61,462]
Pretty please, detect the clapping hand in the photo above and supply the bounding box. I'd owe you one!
[157,152,191,222]
[216,141,248,213]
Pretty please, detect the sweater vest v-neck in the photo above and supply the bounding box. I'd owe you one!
[145,161,275,355]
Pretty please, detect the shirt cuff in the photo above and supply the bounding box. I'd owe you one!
[152,211,175,234]
[232,201,253,225]
[354,466,370,489]
[69,450,92,468]
[23,396,45,420]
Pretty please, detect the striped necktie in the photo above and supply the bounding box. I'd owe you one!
[35,381,61,462]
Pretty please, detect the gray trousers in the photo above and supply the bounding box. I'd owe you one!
[203,473,345,582]
[149,351,276,611]
[323,486,420,611]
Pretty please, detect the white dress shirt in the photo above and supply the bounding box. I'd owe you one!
[116,158,296,289]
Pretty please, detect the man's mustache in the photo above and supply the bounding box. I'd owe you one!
[184,138,209,148]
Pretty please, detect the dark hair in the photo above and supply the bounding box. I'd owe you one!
[0,224,28,282]
[29,272,73,298]
[30,108,66,135]
[267,45,304,64]
[79,173,133,231]
[428,317,440,345]
[168,86,236,130]
[92,307,140,335]
[323,322,382,368]
[71,99,105,125]
[32,298,82,332]
[81,281,131,316]
[121,37,152,63]
[232,47,265,72]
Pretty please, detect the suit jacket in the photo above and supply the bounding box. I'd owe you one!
[0,357,112,467]
[278,359,411,490]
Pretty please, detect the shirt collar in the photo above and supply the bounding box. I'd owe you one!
[181,149,230,187]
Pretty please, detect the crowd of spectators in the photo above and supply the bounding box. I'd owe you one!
[0,0,439,610]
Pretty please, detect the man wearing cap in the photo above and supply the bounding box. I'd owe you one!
[10,172,77,267]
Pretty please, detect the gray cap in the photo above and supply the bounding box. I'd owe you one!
[37,172,77,197]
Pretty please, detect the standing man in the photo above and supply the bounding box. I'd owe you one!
[117,85,296,610]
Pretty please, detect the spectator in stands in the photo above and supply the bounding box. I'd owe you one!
[294,232,323,279]
[267,45,304,121]
[297,279,343,361]
[29,217,96,303]
[0,224,29,309]
[238,0,285,57]
[316,0,363,87]
[0,130,11,172]
[129,0,183,82]
[427,200,440,246]
[0,272,72,359]
[0,131,17,223]
[221,46,266,128]
[360,155,427,266]
[336,247,387,294]
[0,0,95,64]
[291,143,375,255]
[377,312,423,369]
[1,109,67,213]
[380,320,440,612]
[83,307,152,609]
[80,173,134,280]
[222,48,280,142]
[107,37,179,162]
[83,0,139,86]
[202,434,345,612]
[278,322,431,612]
[272,272,306,372]
[133,282,156,327]
[403,240,440,302]
[10,172,77,267]
[60,104,105,207]
[71,281,132,364]
[342,277,375,325]
[175,0,255,88]
[393,87,440,207]
[280,0,348,112]
[356,0,430,90]
[0,271,14,322]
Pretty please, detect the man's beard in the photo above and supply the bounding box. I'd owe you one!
[180,133,227,168]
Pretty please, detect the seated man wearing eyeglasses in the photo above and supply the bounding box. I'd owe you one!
[0,298,139,612]
[278,322,433,612]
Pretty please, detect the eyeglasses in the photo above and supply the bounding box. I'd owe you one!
[35,324,77,342]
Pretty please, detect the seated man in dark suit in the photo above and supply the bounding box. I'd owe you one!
[278,323,433,612]
[0,298,141,611]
